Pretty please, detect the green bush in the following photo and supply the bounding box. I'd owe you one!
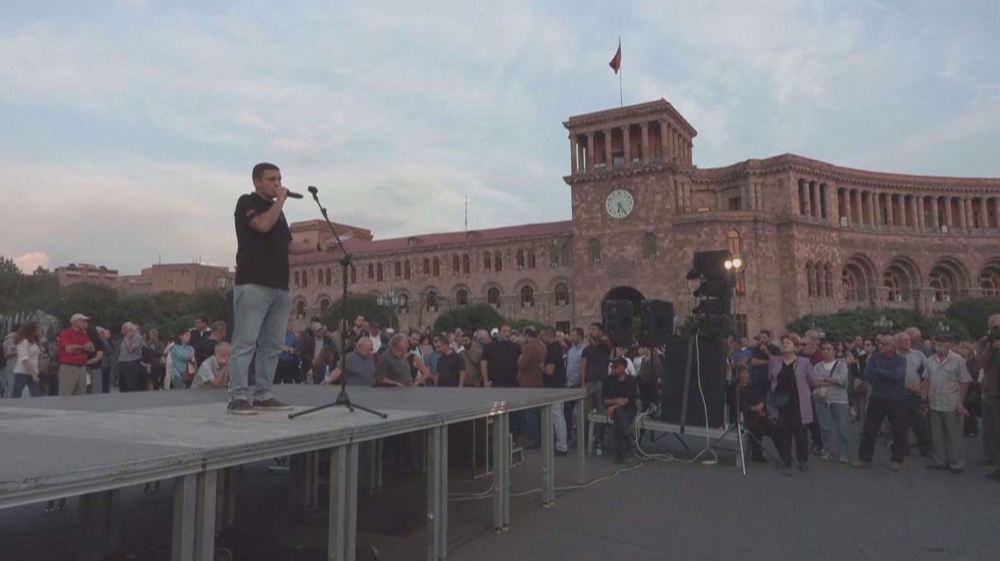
[945,298,1000,339]
[787,308,970,341]
[321,294,397,331]
[509,318,547,334]
[433,304,504,334]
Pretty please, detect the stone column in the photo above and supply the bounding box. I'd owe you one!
[930,197,939,230]
[957,197,967,230]
[886,193,895,227]
[850,190,859,225]
[869,192,878,229]
[569,136,577,174]
[586,132,594,171]
[640,122,649,164]
[807,181,817,218]
[622,126,631,166]
[915,196,924,231]
[659,120,669,162]
[979,198,988,230]
[603,128,612,167]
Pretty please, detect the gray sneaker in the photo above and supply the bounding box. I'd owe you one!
[227,399,257,416]
[254,398,292,411]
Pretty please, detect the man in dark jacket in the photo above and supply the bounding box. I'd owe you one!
[979,314,1000,480]
[853,335,909,471]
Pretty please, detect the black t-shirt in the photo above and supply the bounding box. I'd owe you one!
[776,360,799,407]
[195,338,218,367]
[234,193,292,289]
[751,343,779,384]
[543,342,567,388]
[582,342,611,384]
[482,340,521,387]
[435,352,465,387]
[601,374,637,406]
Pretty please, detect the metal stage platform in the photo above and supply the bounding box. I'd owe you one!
[0,386,586,561]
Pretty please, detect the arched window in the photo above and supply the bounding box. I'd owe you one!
[561,243,570,265]
[398,293,409,313]
[550,243,560,267]
[527,251,536,269]
[589,238,601,264]
[483,252,492,272]
[426,291,438,311]
[294,271,300,288]
[884,271,904,302]
[462,254,471,275]
[643,232,656,258]
[376,263,383,282]
[295,300,306,317]
[929,269,953,302]
[456,289,469,306]
[394,261,402,279]
[319,298,331,315]
[404,260,411,279]
[516,250,525,269]
[325,268,332,286]
[494,251,502,272]
[452,255,460,274]
[432,257,440,277]
[554,283,569,306]
[843,268,859,302]
[367,264,375,281]
[423,258,430,275]
[487,287,500,307]
[727,230,742,256]
[815,265,825,298]
[301,269,308,288]
[806,262,815,296]
[980,263,1000,297]
[520,285,534,308]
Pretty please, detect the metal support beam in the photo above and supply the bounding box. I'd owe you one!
[541,405,555,507]
[79,489,121,561]
[172,475,197,561]
[194,470,218,561]
[327,443,360,561]
[576,396,587,485]
[426,426,449,561]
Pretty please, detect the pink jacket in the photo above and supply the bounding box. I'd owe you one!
[769,356,816,424]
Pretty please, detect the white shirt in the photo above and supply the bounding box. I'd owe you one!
[193,356,227,389]
[13,340,40,375]
[369,334,382,354]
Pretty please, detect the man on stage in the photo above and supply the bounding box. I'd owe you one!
[227,162,312,414]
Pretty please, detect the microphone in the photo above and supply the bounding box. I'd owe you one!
[308,185,318,195]
[285,189,304,199]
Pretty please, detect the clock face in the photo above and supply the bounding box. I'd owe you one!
[605,188,635,219]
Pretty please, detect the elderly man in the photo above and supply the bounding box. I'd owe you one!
[853,335,909,471]
[325,337,376,386]
[193,342,231,389]
[57,314,95,396]
[461,330,487,387]
[978,313,1000,480]
[603,357,638,464]
[923,334,972,473]
[376,333,432,387]
[897,331,931,456]
[906,326,934,357]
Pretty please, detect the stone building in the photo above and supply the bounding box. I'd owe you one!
[119,263,234,295]
[55,263,120,288]
[290,99,1000,335]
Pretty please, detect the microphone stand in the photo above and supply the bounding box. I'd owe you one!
[289,187,387,420]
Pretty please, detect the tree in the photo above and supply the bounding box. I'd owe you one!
[433,304,505,334]
[945,298,1000,339]
[322,294,397,331]
[787,308,970,341]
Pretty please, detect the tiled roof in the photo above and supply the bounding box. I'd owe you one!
[290,220,572,264]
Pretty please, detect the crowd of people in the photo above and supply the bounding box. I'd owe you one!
[3,309,999,479]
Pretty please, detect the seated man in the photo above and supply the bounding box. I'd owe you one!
[603,357,638,463]
[192,342,230,390]
[728,364,775,463]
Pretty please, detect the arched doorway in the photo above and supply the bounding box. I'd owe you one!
[602,286,645,316]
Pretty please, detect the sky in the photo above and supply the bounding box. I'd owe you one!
[2,0,999,274]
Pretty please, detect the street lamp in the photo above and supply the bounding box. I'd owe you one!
[936,320,951,334]
[377,289,401,310]
[873,314,894,331]
[723,257,744,272]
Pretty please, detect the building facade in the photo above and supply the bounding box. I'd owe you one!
[55,263,120,288]
[115,263,234,295]
[290,99,1000,335]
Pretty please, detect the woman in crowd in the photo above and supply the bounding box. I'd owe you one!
[770,333,816,471]
[168,329,194,389]
[11,322,42,398]
[117,322,145,392]
[955,340,981,437]
[813,340,851,463]
[849,339,874,421]
[143,329,166,391]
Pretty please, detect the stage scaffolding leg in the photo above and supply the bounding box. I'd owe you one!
[328,443,360,561]
[426,426,448,561]
[172,475,196,561]
[575,396,587,484]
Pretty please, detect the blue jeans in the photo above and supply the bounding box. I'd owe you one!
[815,400,851,458]
[229,284,291,402]
[11,373,41,398]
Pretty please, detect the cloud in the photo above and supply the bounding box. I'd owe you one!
[13,252,51,273]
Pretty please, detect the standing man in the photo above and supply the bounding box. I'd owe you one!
[189,317,211,348]
[897,331,931,456]
[516,327,546,448]
[564,328,587,446]
[853,335,909,471]
[57,314,94,396]
[461,330,487,387]
[433,335,466,387]
[480,324,521,388]
[541,327,569,456]
[750,330,780,400]
[228,162,312,414]
[978,314,1000,481]
[923,334,972,473]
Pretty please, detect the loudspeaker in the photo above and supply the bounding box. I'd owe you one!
[639,299,674,347]
[660,335,728,429]
[602,299,634,347]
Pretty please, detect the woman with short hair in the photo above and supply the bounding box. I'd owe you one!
[813,340,851,463]
[769,333,816,470]
[12,322,42,398]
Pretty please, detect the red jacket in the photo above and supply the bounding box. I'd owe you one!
[58,328,90,366]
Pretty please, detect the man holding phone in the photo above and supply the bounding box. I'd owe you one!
[57,313,95,396]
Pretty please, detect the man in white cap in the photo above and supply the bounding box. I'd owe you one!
[57,314,95,395]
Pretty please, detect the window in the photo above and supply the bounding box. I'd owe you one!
[643,232,656,258]
[589,238,601,264]
[376,264,383,282]
[404,260,411,279]
[550,243,560,267]
[517,250,525,269]
[980,264,1000,297]
[487,287,500,307]
[319,299,330,314]
[462,254,471,275]
[294,271,300,288]
[350,267,357,284]
[456,289,469,306]
[295,301,306,317]
[301,269,308,288]
[395,261,402,279]
[806,262,815,296]
[555,321,571,333]
[426,291,438,312]
[728,196,741,211]
[554,283,569,306]
[483,252,492,272]
[560,243,570,266]
[824,264,833,299]
[453,255,460,274]
[520,285,534,308]
[734,314,748,338]
[432,257,440,277]
[727,230,741,257]
[423,258,430,275]
[527,251,536,269]
[325,268,332,286]
[367,264,374,281]
[398,293,409,313]
[494,251,502,272]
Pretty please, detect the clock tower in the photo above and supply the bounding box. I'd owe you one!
[563,99,698,328]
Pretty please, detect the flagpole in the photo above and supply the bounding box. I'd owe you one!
[618,36,623,107]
